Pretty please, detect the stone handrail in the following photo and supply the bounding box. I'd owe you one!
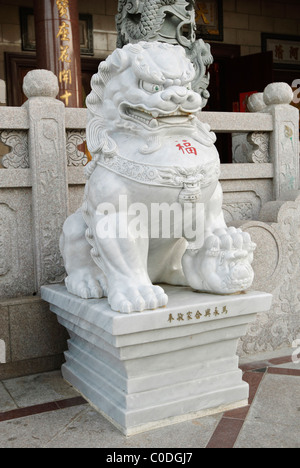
[0,100,278,191]
[0,73,298,202]
[0,107,29,129]
[63,107,275,133]
[198,111,273,133]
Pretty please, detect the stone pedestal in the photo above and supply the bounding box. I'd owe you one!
[41,284,272,436]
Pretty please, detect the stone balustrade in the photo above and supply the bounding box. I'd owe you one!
[0,70,299,378]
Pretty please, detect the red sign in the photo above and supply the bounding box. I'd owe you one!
[239,91,258,113]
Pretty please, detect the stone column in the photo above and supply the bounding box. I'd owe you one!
[23,70,69,292]
[33,0,82,108]
[247,83,300,199]
[263,83,300,199]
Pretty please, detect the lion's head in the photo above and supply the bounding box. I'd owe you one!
[85,42,214,177]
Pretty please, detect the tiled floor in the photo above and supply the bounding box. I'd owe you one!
[0,353,300,448]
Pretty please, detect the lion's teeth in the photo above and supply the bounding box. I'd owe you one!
[125,105,193,128]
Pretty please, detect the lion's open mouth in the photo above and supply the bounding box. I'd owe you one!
[121,105,194,128]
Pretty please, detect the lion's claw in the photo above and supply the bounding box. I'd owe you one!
[182,227,256,294]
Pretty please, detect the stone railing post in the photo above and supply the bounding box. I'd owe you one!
[23,70,69,293]
[248,83,300,200]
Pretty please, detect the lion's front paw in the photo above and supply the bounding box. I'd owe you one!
[108,283,169,314]
[183,227,256,294]
[65,269,106,299]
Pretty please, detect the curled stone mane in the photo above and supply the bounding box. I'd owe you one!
[85,43,150,178]
[85,60,116,178]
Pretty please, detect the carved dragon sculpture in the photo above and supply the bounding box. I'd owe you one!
[116,0,214,107]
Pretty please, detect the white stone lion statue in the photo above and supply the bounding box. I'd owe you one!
[60,41,256,313]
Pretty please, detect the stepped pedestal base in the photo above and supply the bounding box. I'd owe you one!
[41,284,272,436]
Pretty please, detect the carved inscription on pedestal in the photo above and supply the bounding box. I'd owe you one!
[167,305,229,324]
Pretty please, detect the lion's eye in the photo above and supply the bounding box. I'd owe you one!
[141,81,163,93]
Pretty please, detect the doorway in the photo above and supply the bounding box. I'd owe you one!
[205,44,274,162]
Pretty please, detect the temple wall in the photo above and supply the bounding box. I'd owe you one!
[223,0,300,55]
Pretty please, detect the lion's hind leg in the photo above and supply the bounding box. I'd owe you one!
[60,209,107,299]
